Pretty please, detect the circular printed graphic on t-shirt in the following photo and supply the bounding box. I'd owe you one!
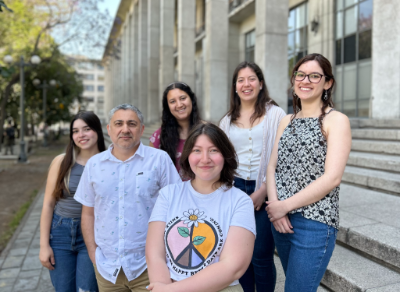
[165,209,219,270]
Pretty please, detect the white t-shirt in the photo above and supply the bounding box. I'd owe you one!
[149,181,256,286]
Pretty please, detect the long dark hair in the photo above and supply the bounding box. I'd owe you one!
[226,61,278,126]
[160,82,201,163]
[180,123,237,189]
[290,53,335,138]
[53,111,106,200]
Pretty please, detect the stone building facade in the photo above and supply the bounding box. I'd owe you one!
[67,56,107,123]
[102,0,400,123]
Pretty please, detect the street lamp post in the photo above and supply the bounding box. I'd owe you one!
[33,79,56,147]
[3,54,41,163]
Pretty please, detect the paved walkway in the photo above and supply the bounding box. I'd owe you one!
[0,187,54,292]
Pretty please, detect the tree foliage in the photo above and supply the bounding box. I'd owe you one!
[0,0,111,145]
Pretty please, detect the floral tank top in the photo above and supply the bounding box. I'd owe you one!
[275,114,339,229]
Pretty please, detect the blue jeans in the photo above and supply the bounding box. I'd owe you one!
[234,177,276,292]
[272,213,337,292]
[49,213,98,292]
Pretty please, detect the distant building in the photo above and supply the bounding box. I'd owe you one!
[102,0,399,123]
[66,56,106,123]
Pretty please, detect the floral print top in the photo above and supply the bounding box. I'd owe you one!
[275,117,339,229]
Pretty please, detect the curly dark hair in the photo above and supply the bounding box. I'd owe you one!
[160,82,201,163]
[290,53,336,138]
[225,61,278,126]
[180,123,238,189]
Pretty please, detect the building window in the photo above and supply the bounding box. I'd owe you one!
[335,0,372,117]
[245,30,255,62]
[98,97,104,103]
[84,97,94,102]
[287,2,308,113]
[97,85,104,92]
[82,74,94,80]
[97,75,104,81]
[84,85,94,92]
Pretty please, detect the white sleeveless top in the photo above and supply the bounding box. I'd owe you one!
[230,117,264,180]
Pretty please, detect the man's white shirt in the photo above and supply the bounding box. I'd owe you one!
[74,143,181,284]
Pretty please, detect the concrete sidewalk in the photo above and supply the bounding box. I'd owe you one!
[0,187,54,292]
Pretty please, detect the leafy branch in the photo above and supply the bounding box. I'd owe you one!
[0,0,13,13]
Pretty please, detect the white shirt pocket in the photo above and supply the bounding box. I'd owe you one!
[135,170,159,200]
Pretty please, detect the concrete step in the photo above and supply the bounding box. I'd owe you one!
[352,139,400,155]
[350,119,400,129]
[322,245,400,291]
[338,184,400,270]
[342,166,400,194]
[352,129,400,141]
[347,151,400,172]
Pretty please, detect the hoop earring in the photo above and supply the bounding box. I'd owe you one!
[294,92,297,97]
[324,90,328,101]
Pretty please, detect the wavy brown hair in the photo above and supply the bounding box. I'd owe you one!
[290,53,336,138]
[225,61,278,126]
[53,111,106,201]
[180,123,237,189]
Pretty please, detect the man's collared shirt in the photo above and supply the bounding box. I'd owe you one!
[74,143,181,284]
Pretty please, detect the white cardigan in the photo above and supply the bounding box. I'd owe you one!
[219,104,286,191]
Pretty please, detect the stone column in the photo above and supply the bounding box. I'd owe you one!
[104,61,112,120]
[177,0,195,88]
[132,4,139,108]
[255,0,289,110]
[308,0,335,64]
[148,0,161,123]
[371,0,400,119]
[138,0,148,122]
[121,25,128,103]
[127,12,133,104]
[203,0,229,122]
[160,0,175,100]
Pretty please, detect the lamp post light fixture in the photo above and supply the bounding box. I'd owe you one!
[33,78,56,147]
[3,54,41,162]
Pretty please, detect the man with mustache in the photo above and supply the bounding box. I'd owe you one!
[75,104,181,291]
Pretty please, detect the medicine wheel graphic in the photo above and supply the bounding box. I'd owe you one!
[166,217,218,270]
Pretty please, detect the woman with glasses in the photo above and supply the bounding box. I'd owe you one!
[220,61,286,292]
[150,82,202,179]
[265,53,351,291]
[146,123,256,292]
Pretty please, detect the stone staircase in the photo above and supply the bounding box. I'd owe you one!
[320,119,400,291]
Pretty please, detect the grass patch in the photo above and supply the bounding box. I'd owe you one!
[0,189,39,252]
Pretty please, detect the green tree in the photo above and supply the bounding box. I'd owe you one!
[0,0,111,147]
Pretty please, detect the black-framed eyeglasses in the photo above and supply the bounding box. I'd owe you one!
[293,71,327,84]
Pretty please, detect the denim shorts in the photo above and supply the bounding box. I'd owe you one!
[272,212,337,292]
[49,213,98,292]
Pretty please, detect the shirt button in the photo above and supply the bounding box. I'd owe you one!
[247,177,250,180]
[120,255,122,258]
[249,137,252,140]
[120,216,123,219]
[248,166,251,169]
[120,196,122,199]
[249,149,252,152]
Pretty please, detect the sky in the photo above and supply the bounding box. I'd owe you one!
[98,0,121,20]
[56,0,121,60]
